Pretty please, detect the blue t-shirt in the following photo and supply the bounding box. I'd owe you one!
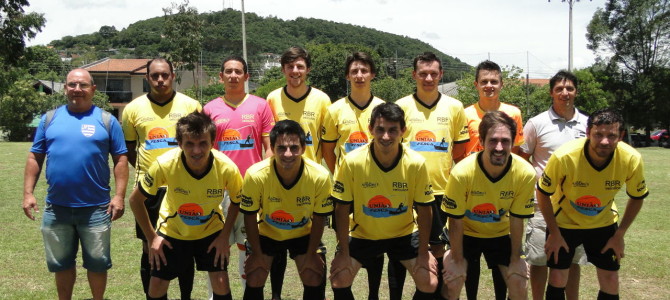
[31,105,127,207]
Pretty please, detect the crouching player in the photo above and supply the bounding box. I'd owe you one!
[129,111,243,300]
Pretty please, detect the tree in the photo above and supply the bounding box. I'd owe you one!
[0,0,45,66]
[163,0,203,87]
[0,77,48,141]
[371,67,415,102]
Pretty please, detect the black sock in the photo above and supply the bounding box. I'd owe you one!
[147,295,167,300]
[434,255,445,297]
[597,290,619,300]
[412,288,434,300]
[243,285,264,300]
[332,286,355,300]
[491,267,507,300]
[270,251,287,299]
[213,292,233,300]
[177,260,195,300]
[388,259,407,300]
[546,284,566,300]
[465,258,480,299]
[365,255,384,300]
[140,252,151,296]
[304,284,324,300]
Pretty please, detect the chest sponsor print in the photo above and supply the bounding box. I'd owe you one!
[362,195,408,218]
[265,210,308,230]
[345,131,369,153]
[177,203,213,226]
[218,127,255,151]
[465,203,506,223]
[571,195,605,216]
[145,127,178,150]
[409,130,449,152]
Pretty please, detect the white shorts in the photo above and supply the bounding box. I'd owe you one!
[525,206,588,266]
[222,190,246,246]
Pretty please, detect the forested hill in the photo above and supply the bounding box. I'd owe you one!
[47,8,469,74]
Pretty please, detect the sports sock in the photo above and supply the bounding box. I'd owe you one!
[332,286,355,300]
[365,255,383,300]
[388,258,407,300]
[412,288,434,300]
[545,284,566,300]
[597,290,619,300]
[303,284,324,300]
[212,292,233,300]
[270,251,287,299]
[140,251,151,296]
[492,267,507,300]
[243,285,264,300]
[147,294,167,300]
[178,259,195,300]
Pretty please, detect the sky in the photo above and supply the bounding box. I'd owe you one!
[25,0,605,78]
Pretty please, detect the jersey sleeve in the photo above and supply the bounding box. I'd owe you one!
[537,153,561,195]
[240,172,262,214]
[225,164,244,205]
[520,119,537,155]
[626,155,648,199]
[453,104,470,143]
[320,108,339,142]
[443,171,467,218]
[109,116,128,155]
[140,160,166,197]
[413,161,434,205]
[513,111,525,146]
[313,173,334,215]
[121,106,137,142]
[510,167,536,218]
[331,159,353,204]
[260,101,275,136]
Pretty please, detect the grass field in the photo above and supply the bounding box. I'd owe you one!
[1,142,668,299]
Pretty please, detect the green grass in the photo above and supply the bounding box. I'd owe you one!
[1,142,668,299]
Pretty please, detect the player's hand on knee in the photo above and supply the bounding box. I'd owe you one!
[413,251,438,275]
[149,235,171,270]
[443,250,467,282]
[544,232,568,264]
[244,253,269,275]
[329,252,354,280]
[299,252,325,278]
[506,258,529,280]
[208,234,231,269]
[601,232,625,262]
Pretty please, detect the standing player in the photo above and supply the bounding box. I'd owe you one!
[265,46,330,299]
[520,70,589,300]
[129,111,243,300]
[330,102,438,300]
[122,57,201,300]
[441,111,535,300]
[240,120,333,300]
[396,51,470,298]
[204,56,275,290]
[538,108,648,300]
[320,51,387,300]
[463,60,524,155]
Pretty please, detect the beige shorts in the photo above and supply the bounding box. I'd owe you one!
[525,206,588,266]
[222,190,246,246]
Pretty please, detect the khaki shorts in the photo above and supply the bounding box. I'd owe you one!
[222,190,246,246]
[524,206,588,266]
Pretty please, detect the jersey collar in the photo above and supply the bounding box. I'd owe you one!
[412,93,442,110]
[147,91,177,107]
[370,143,403,173]
[476,151,513,183]
[347,94,375,110]
[582,139,615,171]
[272,158,305,190]
[181,151,214,180]
[283,86,312,103]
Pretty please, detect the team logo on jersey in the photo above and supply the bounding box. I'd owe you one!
[218,127,255,151]
[266,210,308,230]
[571,195,605,216]
[345,131,369,153]
[305,130,314,146]
[177,203,212,225]
[541,173,552,187]
[240,195,253,207]
[636,180,647,193]
[333,181,344,193]
[465,203,505,223]
[143,173,154,187]
[409,130,449,152]
[145,127,178,150]
[442,197,457,209]
[362,195,408,218]
[81,124,95,137]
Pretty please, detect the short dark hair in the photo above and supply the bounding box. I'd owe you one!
[345,51,376,77]
[475,60,502,82]
[413,52,442,71]
[221,56,248,74]
[549,70,579,91]
[270,120,306,148]
[369,102,406,129]
[479,111,517,143]
[588,108,625,133]
[147,58,174,74]
[281,46,311,69]
[176,111,216,143]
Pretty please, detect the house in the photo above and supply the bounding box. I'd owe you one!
[82,58,198,117]
[33,80,65,95]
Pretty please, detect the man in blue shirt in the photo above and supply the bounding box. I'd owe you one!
[23,68,129,300]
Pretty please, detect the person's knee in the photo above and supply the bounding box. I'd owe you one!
[245,268,269,288]
[148,277,170,298]
[301,268,323,287]
[548,268,569,287]
[506,274,528,299]
[597,270,619,294]
[412,269,438,293]
[330,270,354,289]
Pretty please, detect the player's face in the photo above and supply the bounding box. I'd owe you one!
[146,61,175,97]
[587,123,623,159]
[219,60,249,93]
[551,79,577,112]
[369,117,406,154]
[179,133,213,171]
[413,61,443,93]
[273,134,304,170]
[346,60,375,91]
[482,124,513,166]
[282,58,310,89]
[474,70,503,101]
[65,70,96,109]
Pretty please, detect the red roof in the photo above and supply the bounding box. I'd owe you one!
[83,58,150,74]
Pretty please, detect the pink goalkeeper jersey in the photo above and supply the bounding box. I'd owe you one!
[204,94,275,176]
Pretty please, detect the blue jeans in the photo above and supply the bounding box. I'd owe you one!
[41,202,112,272]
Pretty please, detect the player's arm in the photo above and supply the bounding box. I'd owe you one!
[23,152,45,220]
[537,191,567,264]
[443,217,467,283]
[262,136,272,159]
[321,141,337,173]
[129,187,171,270]
[603,197,644,261]
[125,141,137,167]
[451,142,467,164]
[109,153,129,221]
[507,215,527,278]
[330,200,353,279]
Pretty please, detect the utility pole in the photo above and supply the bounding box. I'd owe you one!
[549,0,591,71]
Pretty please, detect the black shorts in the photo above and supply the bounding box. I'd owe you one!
[151,231,228,280]
[347,233,418,267]
[246,235,325,259]
[463,235,512,269]
[135,187,167,241]
[546,223,619,271]
[430,195,449,245]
